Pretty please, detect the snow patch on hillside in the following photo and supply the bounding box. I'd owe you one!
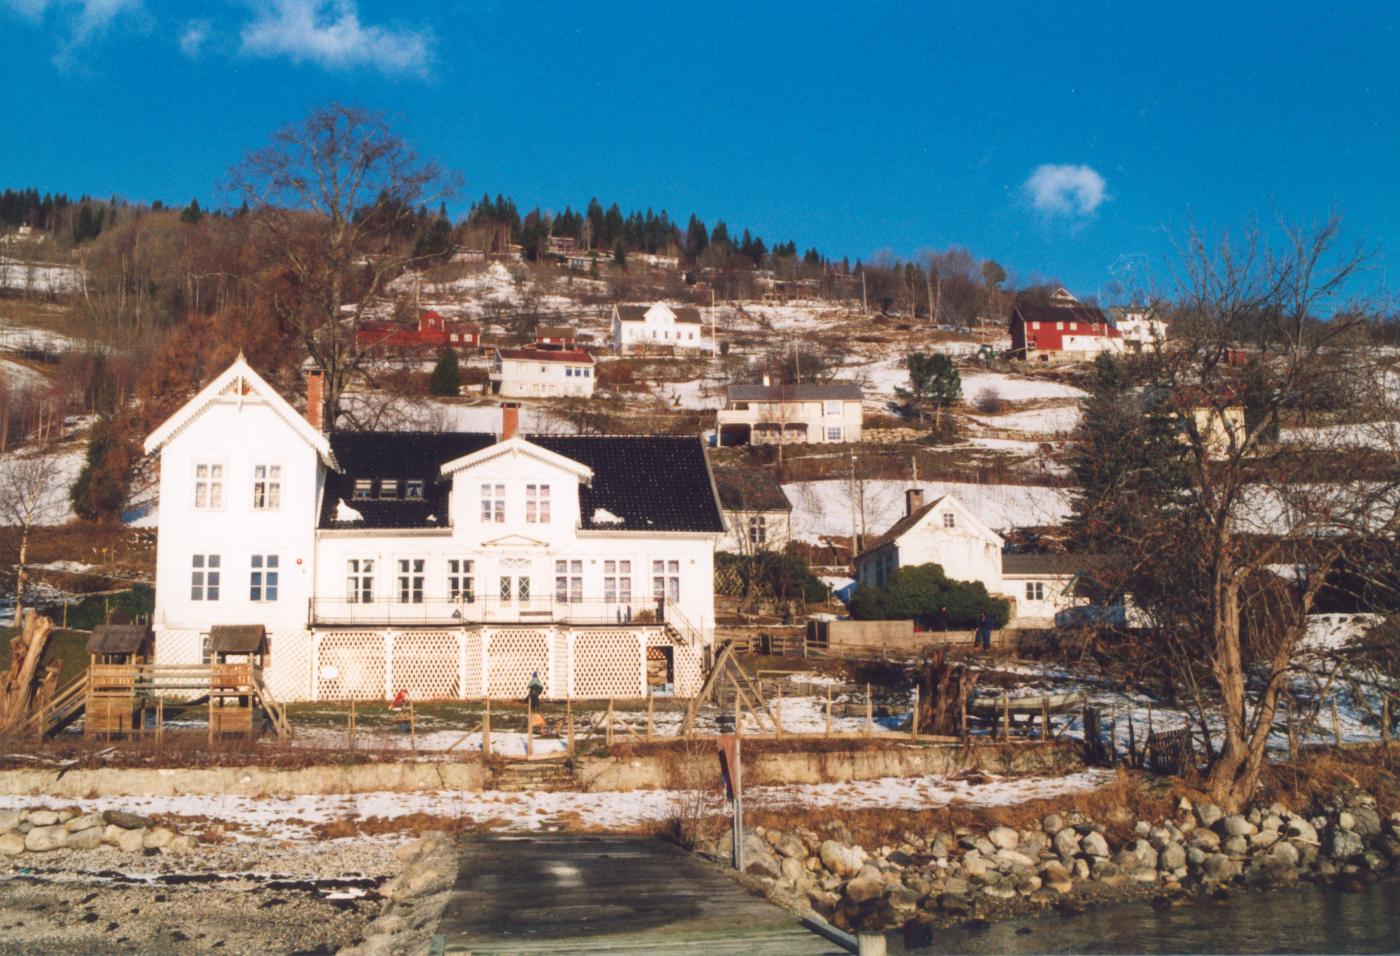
[783,479,1072,541]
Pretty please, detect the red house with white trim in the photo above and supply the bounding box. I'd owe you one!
[357,311,482,352]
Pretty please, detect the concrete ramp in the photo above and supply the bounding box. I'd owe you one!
[438,834,841,954]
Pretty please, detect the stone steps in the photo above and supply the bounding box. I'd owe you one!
[489,760,577,793]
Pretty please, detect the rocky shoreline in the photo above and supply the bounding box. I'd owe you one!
[696,785,1400,946]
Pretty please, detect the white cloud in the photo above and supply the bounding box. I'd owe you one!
[1023,164,1109,217]
[239,0,432,77]
[178,17,209,58]
[3,0,146,67]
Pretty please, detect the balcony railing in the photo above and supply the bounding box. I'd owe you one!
[308,596,679,628]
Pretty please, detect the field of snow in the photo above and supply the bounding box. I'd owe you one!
[0,257,81,295]
[1280,422,1400,451]
[962,371,1086,402]
[0,444,86,526]
[0,358,49,392]
[970,405,1081,434]
[783,479,1072,541]
[0,319,80,353]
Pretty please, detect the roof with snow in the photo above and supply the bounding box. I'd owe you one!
[318,433,723,533]
[724,382,863,403]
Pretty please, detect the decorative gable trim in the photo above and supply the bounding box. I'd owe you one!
[142,356,336,468]
[439,435,593,482]
[911,495,1005,549]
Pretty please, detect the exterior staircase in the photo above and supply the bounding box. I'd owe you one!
[489,758,577,793]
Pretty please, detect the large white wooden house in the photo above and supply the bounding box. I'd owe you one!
[611,302,708,354]
[143,358,724,703]
[853,489,1083,627]
[489,347,596,398]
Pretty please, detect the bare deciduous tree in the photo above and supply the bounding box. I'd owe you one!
[0,448,65,625]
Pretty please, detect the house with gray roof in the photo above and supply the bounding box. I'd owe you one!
[716,377,863,447]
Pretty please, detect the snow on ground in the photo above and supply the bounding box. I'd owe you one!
[651,377,725,411]
[961,372,1086,402]
[0,358,50,392]
[0,257,81,295]
[966,437,1048,454]
[783,479,1072,541]
[0,769,1116,838]
[970,405,1081,434]
[1279,422,1400,451]
[0,444,86,526]
[0,319,80,353]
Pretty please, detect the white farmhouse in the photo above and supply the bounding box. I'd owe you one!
[490,347,596,398]
[853,489,1081,627]
[716,380,863,446]
[143,357,725,703]
[1110,306,1169,353]
[611,302,707,354]
[712,463,792,554]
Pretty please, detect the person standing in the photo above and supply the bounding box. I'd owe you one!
[975,612,992,652]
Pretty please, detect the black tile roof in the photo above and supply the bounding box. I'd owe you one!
[712,463,792,513]
[319,432,723,533]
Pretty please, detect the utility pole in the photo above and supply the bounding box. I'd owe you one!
[861,270,869,316]
[849,451,859,559]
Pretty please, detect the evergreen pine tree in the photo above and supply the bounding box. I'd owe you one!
[429,348,461,396]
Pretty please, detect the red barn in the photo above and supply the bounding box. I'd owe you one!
[1008,289,1122,363]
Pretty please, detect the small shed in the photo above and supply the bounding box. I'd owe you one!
[86,624,153,665]
[209,625,268,665]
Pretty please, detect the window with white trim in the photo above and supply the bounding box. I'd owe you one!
[555,560,582,603]
[942,512,956,528]
[191,554,220,600]
[652,559,680,602]
[824,400,841,416]
[447,559,475,603]
[603,560,631,603]
[251,464,281,510]
[405,480,424,500]
[250,555,279,601]
[397,558,425,603]
[1025,581,1045,601]
[346,558,375,603]
[193,463,224,510]
[353,479,373,500]
[748,515,767,548]
[380,479,399,499]
[826,426,842,441]
[480,483,505,523]
[526,484,550,524]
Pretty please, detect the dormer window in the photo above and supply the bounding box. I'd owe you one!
[380,480,399,499]
[942,512,956,528]
[405,480,424,500]
[353,479,373,500]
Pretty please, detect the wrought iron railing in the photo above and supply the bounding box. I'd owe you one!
[307,595,683,628]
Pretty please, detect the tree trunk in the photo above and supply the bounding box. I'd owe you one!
[1204,582,1263,811]
[0,610,55,732]
[12,527,28,627]
[912,649,978,736]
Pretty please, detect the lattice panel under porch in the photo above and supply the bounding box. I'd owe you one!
[572,630,644,699]
[485,629,550,700]
[461,631,483,698]
[316,631,387,700]
[154,629,202,666]
[263,630,313,702]
[391,631,460,700]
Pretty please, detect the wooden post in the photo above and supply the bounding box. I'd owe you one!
[567,698,575,754]
[483,697,492,758]
[1002,695,1010,741]
[1331,697,1343,748]
[348,700,356,752]
[865,683,873,737]
[409,702,417,754]
[1382,695,1390,745]
[961,693,968,741]
[825,685,832,739]
[1110,700,1118,765]
[526,698,534,758]
[775,684,784,740]
[736,692,744,738]
[646,695,654,742]
[606,699,615,746]
[911,685,920,741]
[1041,698,1050,743]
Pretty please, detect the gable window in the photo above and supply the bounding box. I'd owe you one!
[526,484,550,523]
[555,560,583,603]
[405,480,424,500]
[1026,581,1045,601]
[397,558,425,604]
[252,464,281,510]
[250,555,279,602]
[193,463,224,510]
[480,483,505,523]
[652,560,680,603]
[824,400,841,416]
[191,554,220,600]
[380,480,400,499]
[353,479,373,500]
[448,559,475,603]
[604,560,631,603]
[748,516,767,548]
[346,558,375,603]
[942,512,956,528]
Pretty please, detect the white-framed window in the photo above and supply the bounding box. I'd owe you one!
[480,483,505,523]
[824,400,841,416]
[526,484,551,524]
[748,515,767,547]
[448,559,475,603]
[191,554,220,600]
[251,464,281,510]
[499,575,530,603]
[397,558,425,603]
[353,479,373,500]
[250,554,279,602]
[405,480,424,500]
[603,560,631,603]
[1026,581,1045,601]
[652,559,680,602]
[193,463,224,510]
[826,426,842,441]
[555,560,583,603]
[380,480,400,499]
[346,558,375,603]
[942,512,956,528]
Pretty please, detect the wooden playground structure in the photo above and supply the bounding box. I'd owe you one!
[24,624,290,741]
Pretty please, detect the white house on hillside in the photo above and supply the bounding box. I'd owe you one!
[490,347,596,398]
[712,463,793,554]
[716,380,863,446]
[143,358,725,703]
[611,302,708,354]
[853,489,1081,627]
[1110,306,1169,353]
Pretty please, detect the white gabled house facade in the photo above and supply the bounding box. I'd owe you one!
[490,347,596,398]
[611,302,709,354]
[144,358,725,703]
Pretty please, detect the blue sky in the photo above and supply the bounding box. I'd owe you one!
[1,1,1397,300]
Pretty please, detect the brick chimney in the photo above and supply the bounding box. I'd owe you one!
[905,488,924,517]
[501,403,520,441]
[305,367,325,432]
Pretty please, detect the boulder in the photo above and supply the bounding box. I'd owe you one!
[961,853,990,880]
[1196,803,1223,828]
[1329,830,1365,860]
[165,834,198,855]
[143,827,176,850]
[1070,858,1091,881]
[0,832,25,856]
[1271,841,1300,867]
[1042,813,1065,835]
[780,857,805,884]
[24,825,66,852]
[65,827,103,851]
[1081,832,1110,858]
[1186,846,1207,867]
[943,875,970,897]
[1159,843,1187,872]
[993,848,1036,871]
[1112,849,1141,872]
[1201,854,1240,883]
[1221,836,1249,857]
[1053,827,1081,859]
[988,826,1019,851]
[0,810,20,833]
[26,810,59,827]
[1039,860,1073,895]
[1188,829,1221,851]
[1090,859,1121,884]
[1130,840,1158,870]
[103,810,153,830]
[1337,811,1356,832]
[776,833,807,860]
[1362,850,1388,873]
[1278,817,1312,844]
[819,840,864,878]
[116,827,146,853]
[1352,807,1383,838]
[1219,815,1257,838]
[1015,873,1042,896]
[64,814,104,834]
[844,875,886,905]
[983,877,1018,899]
[101,824,125,846]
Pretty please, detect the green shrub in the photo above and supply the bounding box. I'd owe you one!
[848,563,1009,628]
